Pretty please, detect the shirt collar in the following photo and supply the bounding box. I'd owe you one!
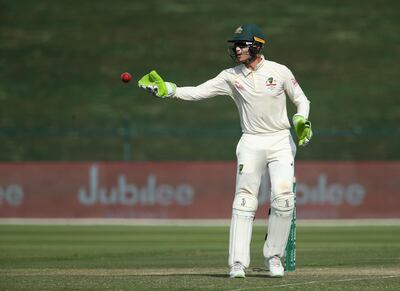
[240,55,265,76]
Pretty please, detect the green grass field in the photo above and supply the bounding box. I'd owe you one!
[1,0,400,161]
[1,223,399,290]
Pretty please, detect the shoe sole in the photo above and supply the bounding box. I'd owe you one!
[230,271,245,278]
[230,274,245,278]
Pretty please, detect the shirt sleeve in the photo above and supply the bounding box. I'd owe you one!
[173,70,232,101]
[283,66,310,119]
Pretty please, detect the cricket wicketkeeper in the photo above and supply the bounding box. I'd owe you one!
[138,23,312,278]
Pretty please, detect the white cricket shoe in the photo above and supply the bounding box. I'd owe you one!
[267,256,284,277]
[229,262,245,278]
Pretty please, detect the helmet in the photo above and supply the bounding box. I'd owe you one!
[227,24,267,62]
[228,23,267,44]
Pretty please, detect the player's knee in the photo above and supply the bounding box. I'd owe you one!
[233,193,258,212]
[271,192,295,217]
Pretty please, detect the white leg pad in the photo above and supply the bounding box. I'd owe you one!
[229,194,258,268]
[263,193,295,259]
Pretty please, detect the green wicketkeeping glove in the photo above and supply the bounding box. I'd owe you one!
[293,114,313,147]
[138,70,176,98]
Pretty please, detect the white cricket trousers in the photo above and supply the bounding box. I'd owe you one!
[228,130,296,268]
[235,131,296,199]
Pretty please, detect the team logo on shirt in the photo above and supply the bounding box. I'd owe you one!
[266,77,277,89]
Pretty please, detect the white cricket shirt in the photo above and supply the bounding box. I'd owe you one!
[173,56,310,135]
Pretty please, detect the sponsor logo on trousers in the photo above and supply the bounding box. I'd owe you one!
[0,184,24,206]
[78,165,195,206]
[259,173,365,206]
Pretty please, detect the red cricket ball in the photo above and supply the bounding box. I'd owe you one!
[121,72,132,83]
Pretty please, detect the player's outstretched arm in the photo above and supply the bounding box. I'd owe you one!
[138,70,176,98]
[293,114,313,147]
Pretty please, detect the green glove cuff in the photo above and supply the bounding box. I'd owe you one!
[164,82,177,97]
[292,114,306,127]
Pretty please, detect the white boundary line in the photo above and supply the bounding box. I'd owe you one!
[0,218,400,226]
